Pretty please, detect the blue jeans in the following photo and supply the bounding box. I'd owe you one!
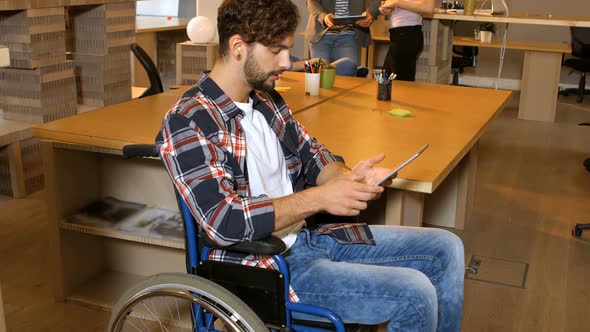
[284,225,464,332]
[310,33,359,76]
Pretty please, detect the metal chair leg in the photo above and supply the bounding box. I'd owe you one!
[573,223,590,237]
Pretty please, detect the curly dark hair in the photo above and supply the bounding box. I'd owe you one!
[217,0,300,56]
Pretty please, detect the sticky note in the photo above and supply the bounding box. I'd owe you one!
[388,108,412,117]
[274,86,292,92]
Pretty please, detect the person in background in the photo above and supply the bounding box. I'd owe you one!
[157,0,464,330]
[305,0,380,76]
[379,0,435,81]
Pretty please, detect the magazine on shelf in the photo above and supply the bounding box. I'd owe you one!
[65,196,146,228]
[117,207,184,241]
[64,197,184,241]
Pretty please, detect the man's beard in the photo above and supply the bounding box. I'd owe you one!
[244,52,282,92]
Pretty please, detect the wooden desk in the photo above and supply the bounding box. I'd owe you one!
[34,72,368,150]
[368,12,590,122]
[426,12,590,28]
[32,73,370,307]
[294,81,511,228]
[453,36,571,53]
[453,36,571,122]
[134,16,191,88]
[276,72,371,113]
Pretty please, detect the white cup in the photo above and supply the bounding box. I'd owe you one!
[305,73,320,96]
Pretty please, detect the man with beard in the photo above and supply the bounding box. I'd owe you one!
[156,0,465,331]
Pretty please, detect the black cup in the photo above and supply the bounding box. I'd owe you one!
[377,82,392,101]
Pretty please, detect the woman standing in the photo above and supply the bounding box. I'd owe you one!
[379,0,434,81]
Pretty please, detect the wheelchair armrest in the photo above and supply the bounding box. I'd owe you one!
[199,233,286,255]
[122,144,158,159]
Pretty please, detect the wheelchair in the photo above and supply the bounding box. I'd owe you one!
[108,144,370,332]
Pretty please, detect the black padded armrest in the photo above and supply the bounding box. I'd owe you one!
[122,144,158,159]
[199,232,286,255]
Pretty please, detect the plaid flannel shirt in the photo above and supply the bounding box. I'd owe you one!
[156,73,374,302]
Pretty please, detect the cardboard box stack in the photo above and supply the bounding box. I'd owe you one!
[0,7,66,69]
[415,19,453,84]
[67,1,135,106]
[0,6,75,196]
[176,41,218,86]
[0,62,77,123]
[0,0,29,11]
[0,0,136,196]
[0,8,76,123]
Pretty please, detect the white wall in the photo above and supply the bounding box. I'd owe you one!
[196,0,221,41]
[195,0,307,58]
[137,0,179,17]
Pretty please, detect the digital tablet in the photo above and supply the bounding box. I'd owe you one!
[375,144,430,186]
[332,15,366,26]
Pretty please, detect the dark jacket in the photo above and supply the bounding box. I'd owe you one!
[305,0,380,47]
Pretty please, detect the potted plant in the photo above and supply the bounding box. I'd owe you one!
[478,22,495,43]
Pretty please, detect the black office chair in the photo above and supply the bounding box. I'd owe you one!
[572,145,590,237]
[450,21,479,86]
[451,45,478,86]
[572,153,590,237]
[560,27,590,103]
[130,43,164,98]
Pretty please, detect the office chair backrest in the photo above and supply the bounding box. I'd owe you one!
[452,21,479,68]
[453,45,479,60]
[571,27,590,59]
[130,43,164,98]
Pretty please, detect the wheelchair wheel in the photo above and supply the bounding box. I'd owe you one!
[108,273,267,332]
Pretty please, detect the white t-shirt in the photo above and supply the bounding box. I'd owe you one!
[234,98,303,250]
[389,1,423,28]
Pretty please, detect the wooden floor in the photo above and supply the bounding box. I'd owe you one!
[1,93,589,331]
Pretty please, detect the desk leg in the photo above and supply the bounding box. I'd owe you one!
[518,51,561,122]
[368,40,376,72]
[42,142,105,302]
[360,47,368,68]
[423,143,478,229]
[7,141,26,198]
[384,189,425,227]
[133,32,157,88]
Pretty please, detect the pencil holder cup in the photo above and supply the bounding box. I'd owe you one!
[377,81,392,101]
[320,68,336,88]
[305,72,321,96]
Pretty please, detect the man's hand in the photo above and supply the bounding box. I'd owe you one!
[316,172,384,216]
[323,13,343,28]
[356,12,374,28]
[351,153,394,186]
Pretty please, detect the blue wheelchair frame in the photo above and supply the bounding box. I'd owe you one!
[178,196,347,332]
